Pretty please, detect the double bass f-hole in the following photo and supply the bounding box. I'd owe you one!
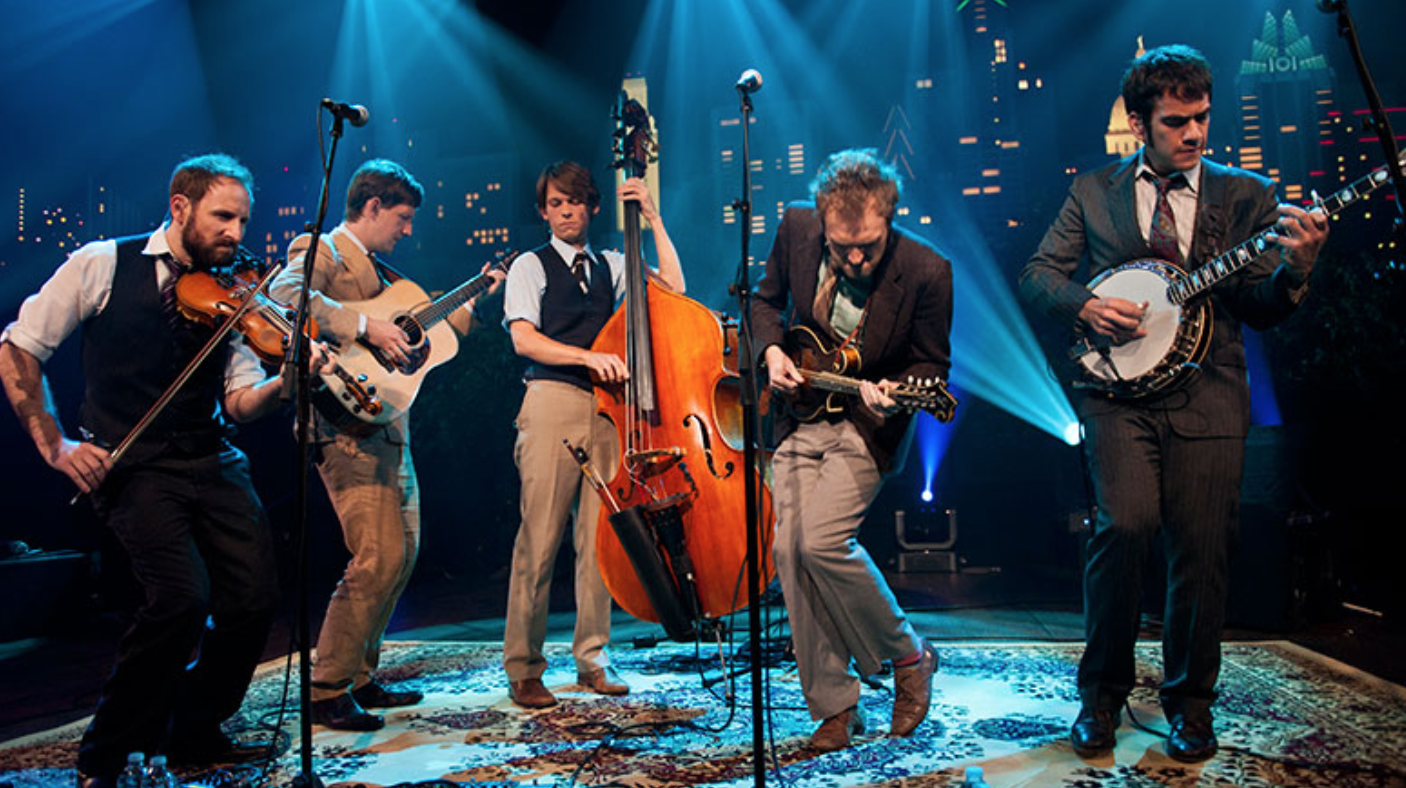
[683,413,733,480]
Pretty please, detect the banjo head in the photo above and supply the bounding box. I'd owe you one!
[1079,260,1183,383]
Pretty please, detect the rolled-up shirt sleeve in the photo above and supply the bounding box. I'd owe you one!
[1,239,117,362]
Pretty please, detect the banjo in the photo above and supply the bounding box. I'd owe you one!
[1069,154,1402,399]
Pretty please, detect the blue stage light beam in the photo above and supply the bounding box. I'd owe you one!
[899,1,1079,446]
[1244,328,1283,427]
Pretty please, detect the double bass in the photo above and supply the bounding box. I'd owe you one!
[589,91,773,641]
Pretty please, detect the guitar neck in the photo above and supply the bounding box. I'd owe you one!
[1169,159,1398,304]
[413,268,497,330]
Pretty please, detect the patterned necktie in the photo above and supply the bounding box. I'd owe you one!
[570,252,590,295]
[1145,171,1187,264]
[158,254,187,327]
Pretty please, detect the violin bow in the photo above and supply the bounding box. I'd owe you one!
[72,259,287,504]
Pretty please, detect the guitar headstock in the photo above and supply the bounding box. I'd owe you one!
[894,376,959,423]
[611,90,656,180]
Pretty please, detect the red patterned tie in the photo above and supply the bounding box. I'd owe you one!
[1146,172,1186,265]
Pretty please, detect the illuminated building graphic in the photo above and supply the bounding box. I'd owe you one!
[944,0,1055,233]
[1235,10,1336,203]
[1105,38,1147,158]
[713,102,817,268]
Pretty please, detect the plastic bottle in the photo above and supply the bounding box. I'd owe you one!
[960,765,991,788]
[144,755,177,788]
[116,752,145,788]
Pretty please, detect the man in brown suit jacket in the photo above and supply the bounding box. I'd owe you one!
[272,159,501,730]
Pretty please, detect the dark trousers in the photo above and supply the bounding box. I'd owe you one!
[78,446,277,779]
[1077,406,1244,720]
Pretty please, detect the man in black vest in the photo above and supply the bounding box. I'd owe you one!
[499,161,685,708]
[1,154,305,786]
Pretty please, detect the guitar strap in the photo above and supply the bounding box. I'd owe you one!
[813,249,871,353]
[837,318,865,354]
[370,253,408,286]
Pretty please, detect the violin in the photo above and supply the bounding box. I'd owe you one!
[174,268,319,365]
[173,264,382,420]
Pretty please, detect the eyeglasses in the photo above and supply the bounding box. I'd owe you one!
[827,236,886,263]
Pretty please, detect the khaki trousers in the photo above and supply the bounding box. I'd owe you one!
[772,419,921,721]
[311,429,419,701]
[503,381,620,681]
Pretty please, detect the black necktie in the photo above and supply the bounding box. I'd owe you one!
[1144,171,1187,264]
[570,252,590,295]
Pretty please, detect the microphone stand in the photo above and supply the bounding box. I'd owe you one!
[1324,0,1406,237]
[728,83,767,788]
[281,107,349,788]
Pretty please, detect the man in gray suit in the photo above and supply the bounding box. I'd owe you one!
[1019,45,1327,762]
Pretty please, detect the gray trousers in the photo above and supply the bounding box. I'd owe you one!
[503,380,619,681]
[311,429,419,701]
[1078,405,1242,719]
[772,419,921,721]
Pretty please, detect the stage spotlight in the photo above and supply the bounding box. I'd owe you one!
[921,489,934,503]
[1062,421,1082,447]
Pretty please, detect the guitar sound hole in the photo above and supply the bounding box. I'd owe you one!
[396,317,424,345]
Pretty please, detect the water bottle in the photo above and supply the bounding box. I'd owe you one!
[145,755,177,788]
[116,752,145,788]
[960,765,991,788]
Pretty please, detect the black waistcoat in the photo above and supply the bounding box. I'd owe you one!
[80,236,231,462]
[525,242,615,391]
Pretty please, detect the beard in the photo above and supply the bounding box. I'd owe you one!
[182,222,237,270]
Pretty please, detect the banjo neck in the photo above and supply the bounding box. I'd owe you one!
[1168,155,1401,306]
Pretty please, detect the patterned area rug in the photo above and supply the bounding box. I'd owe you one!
[3,640,1404,787]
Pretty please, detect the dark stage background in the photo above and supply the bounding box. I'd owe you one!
[1,0,1402,638]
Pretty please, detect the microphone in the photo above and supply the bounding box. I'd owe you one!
[320,98,370,127]
[735,69,763,95]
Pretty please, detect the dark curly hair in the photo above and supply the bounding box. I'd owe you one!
[1121,44,1213,123]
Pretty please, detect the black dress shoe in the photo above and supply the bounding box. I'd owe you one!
[168,728,272,766]
[310,693,385,731]
[1070,707,1119,758]
[352,680,424,709]
[1167,714,1218,762]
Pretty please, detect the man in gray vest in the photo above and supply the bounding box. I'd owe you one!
[499,161,684,708]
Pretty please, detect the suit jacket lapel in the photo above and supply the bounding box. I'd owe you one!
[1106,156,1145,259]
[860,237,908,364]
[1190,160,1229,266]
[790,222,825,327]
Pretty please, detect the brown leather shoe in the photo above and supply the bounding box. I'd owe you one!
[577,667,629,696]
[809,705,866,752]
[891,640,939,736]
[509,677,558,708]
